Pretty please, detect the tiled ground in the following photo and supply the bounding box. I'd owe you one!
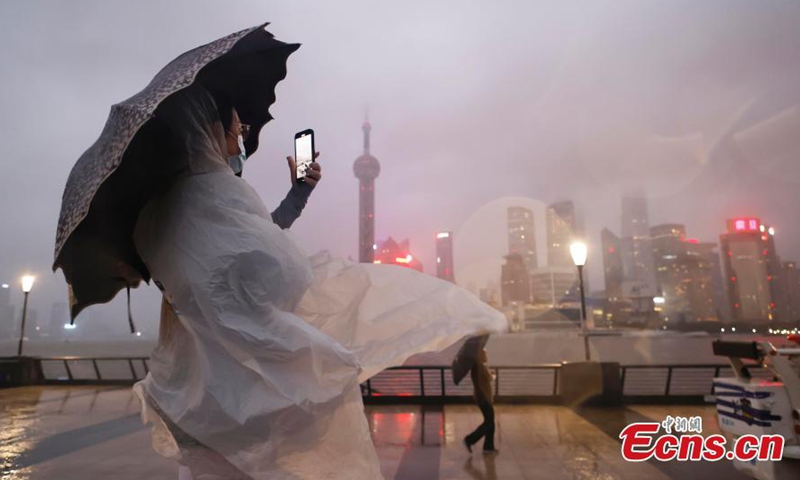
[0,386,760,480]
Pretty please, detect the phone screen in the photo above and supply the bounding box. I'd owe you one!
[295,132,313,180]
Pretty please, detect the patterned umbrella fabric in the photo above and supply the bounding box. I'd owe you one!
[53,23,299,321]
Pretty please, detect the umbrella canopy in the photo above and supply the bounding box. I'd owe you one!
[53,23,300,320]
[452,334,490,385]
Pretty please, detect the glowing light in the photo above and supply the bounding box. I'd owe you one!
[686,238,700,244]
[752,329,757,333]
[732,218,761,232]
[1,284,8,289]
[721,328,725,332]
[732,327,736,332]
[769,227,775,236]
[436,257,441,264]
[373,260,382,264]
[372,244,377,250]
[395,257,410,264]
[135,332,142,337]
[436,232,450,239]
[653,296,666,304]
[21,275,35,293]
[760,225,766,232]
[570,241,588,266]
[64,324,76,330]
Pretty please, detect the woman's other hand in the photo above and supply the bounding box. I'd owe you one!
[286,151,322,187]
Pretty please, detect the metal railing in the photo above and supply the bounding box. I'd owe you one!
[40,357,150,385]
[36,357,772,403]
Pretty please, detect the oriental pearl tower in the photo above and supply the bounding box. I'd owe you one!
[353,116,381,263]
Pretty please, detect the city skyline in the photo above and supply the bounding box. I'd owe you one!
[3,1,800,334]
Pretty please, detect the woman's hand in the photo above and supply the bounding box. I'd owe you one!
[286,151,322,188]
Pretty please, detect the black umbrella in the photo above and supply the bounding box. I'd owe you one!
[53,24,299,325]
[452,334,490,385]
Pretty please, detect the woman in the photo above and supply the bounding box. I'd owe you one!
[132,83,507,480]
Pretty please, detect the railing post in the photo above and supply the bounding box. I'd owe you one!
[553,366,559,396]
[620,366,627,395]
[367,378,372,397]
[665,367,673,396]
[64,360,74,381]
[128,359,137,380]
[440,368,446,397]
[92,359,102,380]
[142,359,149,375]
[419,368,425,397]
[494,368,500,399]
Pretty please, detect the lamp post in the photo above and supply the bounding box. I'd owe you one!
[570,242,589,361]
[17,275,35,357]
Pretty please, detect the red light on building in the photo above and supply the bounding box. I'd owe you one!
[686,238,700,244]
[770,302,776,308]
[730,217,761,233]
[734,303,740,308]
[608,246,615,254]
[731,276,736,282]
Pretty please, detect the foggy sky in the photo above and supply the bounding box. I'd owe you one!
[2,0,800,336]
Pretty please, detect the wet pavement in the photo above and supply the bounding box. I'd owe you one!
[0,386,755,480]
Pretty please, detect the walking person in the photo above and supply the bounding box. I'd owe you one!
[464,348,498,454]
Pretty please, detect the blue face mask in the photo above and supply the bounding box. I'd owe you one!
[227,134,247,175]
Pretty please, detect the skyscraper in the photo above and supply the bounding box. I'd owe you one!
[547,201,576,268]
[353,117,381,263]
[650,225,716,324]
[720,217,783,323]
[374,237,424,272]
[783,262,800,323]
[501,252,532,305]
[530,267,578,307]
[435,231,455,283]
[601,229,624,301]
[507,206,537,272]
[621,193,656,295]
[651,224,689,320]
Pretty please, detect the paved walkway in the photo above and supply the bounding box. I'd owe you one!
[0,386,754,480]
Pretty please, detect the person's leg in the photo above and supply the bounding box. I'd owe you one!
[464,403,488,449]
[479,402,496,451]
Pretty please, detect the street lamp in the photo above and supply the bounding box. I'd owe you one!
[17,275,35,357]
[570,242,590,361]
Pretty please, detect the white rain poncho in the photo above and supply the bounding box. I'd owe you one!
[132,85,508,480]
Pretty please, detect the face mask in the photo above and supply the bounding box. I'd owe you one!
[227,134,247,175]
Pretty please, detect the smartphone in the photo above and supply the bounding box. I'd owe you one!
[294,129,315,183]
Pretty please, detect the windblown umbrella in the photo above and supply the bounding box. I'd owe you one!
[452,334,489,385]
[53,24,299,326]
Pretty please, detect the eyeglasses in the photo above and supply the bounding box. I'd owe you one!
[228,123,252,141]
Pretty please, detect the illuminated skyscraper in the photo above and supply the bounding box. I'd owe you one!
[720,217,783,323]
[353,117,380,263]
[435,231,455,283]
[507,206,537,272]
[547,201,576,268]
